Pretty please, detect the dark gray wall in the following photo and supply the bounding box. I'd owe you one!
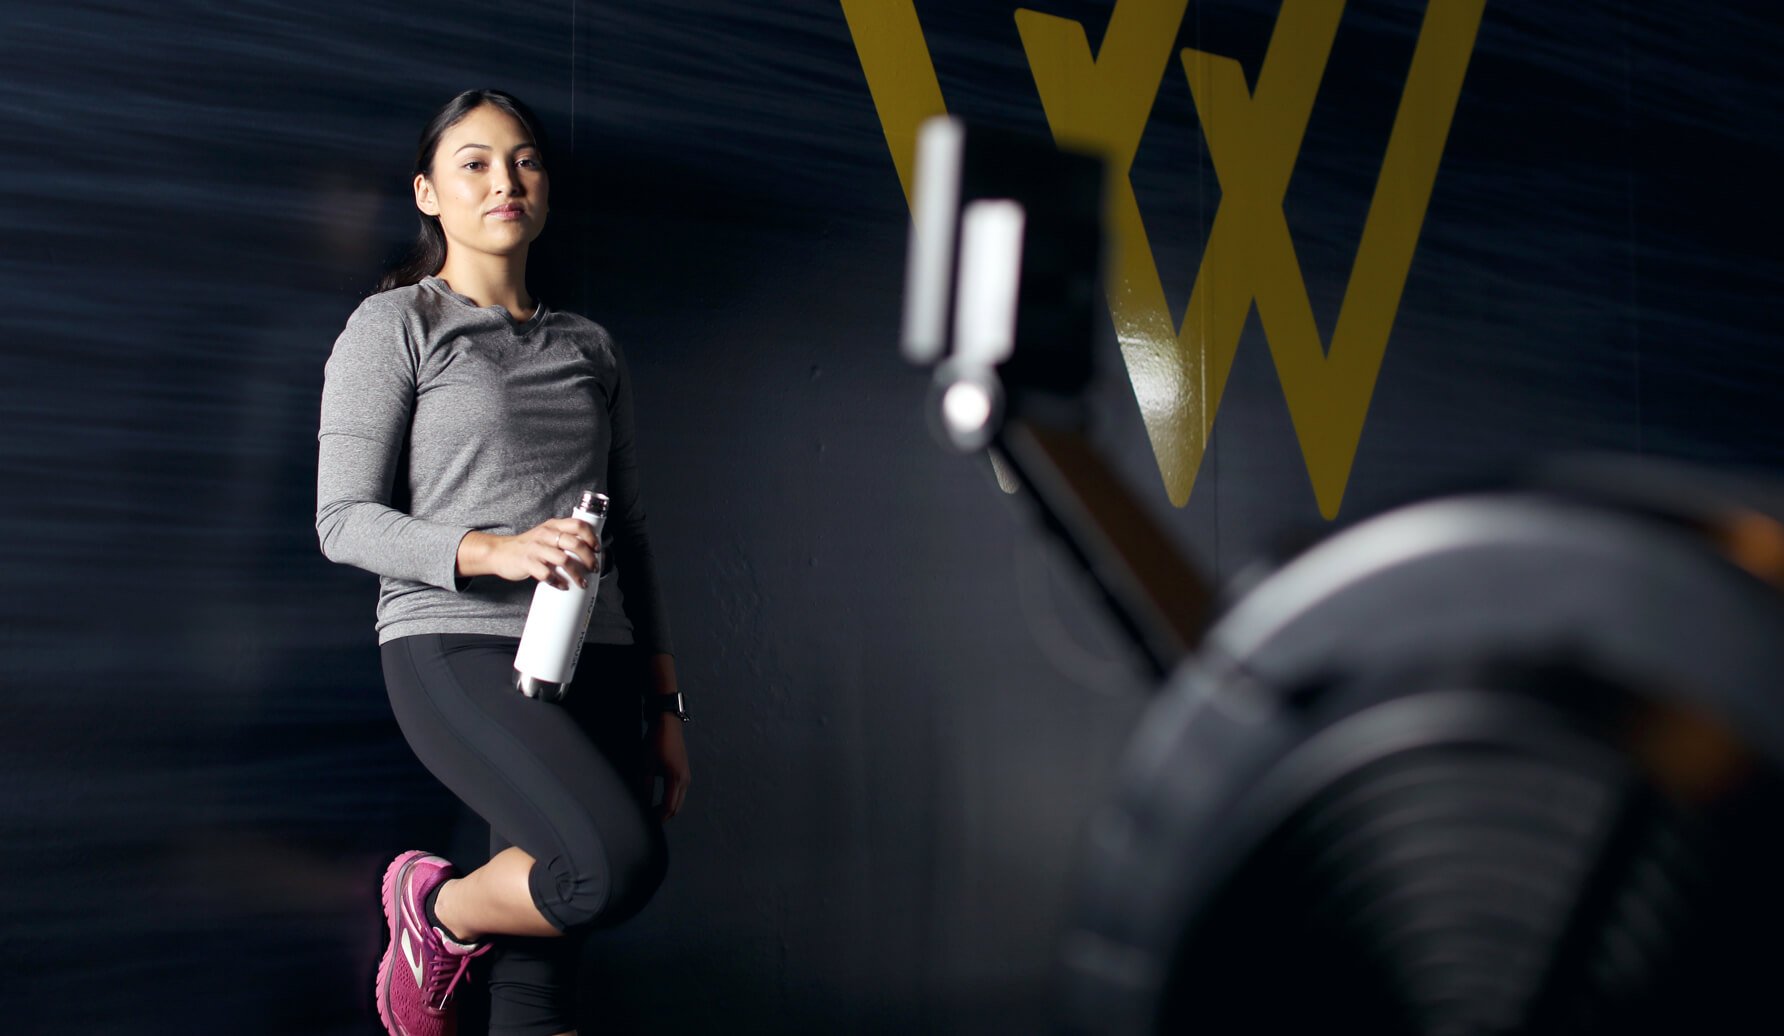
[2,1,1779,1032]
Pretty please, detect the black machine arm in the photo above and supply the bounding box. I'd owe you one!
[994,420,1208,680]
[898,115,1210,681]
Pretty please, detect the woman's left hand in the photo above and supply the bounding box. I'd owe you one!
[645,715,691,821]
[643,653,690,821]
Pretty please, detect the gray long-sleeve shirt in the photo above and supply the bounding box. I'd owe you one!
[315,275,672,652]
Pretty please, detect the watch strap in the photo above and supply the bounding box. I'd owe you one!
[647,691,689,722]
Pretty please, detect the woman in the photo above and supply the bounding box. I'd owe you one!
[316,88,691,1036]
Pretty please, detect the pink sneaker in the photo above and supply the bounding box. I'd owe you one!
[376,850,489,1036]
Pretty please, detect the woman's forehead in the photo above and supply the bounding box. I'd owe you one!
[440,106,536,151]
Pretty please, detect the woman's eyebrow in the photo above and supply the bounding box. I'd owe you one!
[453,142,537,154]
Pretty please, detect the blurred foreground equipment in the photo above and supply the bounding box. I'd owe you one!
[901,117,1784,1035]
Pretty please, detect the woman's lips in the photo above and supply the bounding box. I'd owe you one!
[488,207,525,220]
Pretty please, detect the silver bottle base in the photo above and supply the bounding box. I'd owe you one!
[515,672,568,703]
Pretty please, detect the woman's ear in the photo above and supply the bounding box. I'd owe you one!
[413,173,440,217]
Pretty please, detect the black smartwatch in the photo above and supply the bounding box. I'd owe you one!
[647,691,690,723]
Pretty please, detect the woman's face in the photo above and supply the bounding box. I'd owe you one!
[413,103,549,262]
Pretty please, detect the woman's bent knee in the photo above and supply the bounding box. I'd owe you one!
[535,832,667,931]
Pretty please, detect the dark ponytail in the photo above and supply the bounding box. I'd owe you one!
[377,88,551,293]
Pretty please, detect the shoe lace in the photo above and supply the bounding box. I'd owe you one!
[425,938,482,1010]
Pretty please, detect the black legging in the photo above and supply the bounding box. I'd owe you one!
[381,633,668,1036]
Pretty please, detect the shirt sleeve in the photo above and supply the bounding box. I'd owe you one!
[315,296,472,591]
[603,333,675,655]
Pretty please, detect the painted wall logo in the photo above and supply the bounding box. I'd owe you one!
[843,0,1485,516]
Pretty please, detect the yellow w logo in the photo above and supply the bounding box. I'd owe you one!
[842,0,1485,517]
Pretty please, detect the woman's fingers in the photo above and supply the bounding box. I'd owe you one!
[507,519,600,588]
[532,558,567,590]
[570,542,599,579]
[658,763,690,820]
[545,520,601,579]
[549,517,598,545]
[545,546,588,588]
[530,539,590,589]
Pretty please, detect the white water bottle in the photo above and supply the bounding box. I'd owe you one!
[513,490,609,702]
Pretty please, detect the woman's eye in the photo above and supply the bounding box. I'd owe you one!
[463,161,484,171]
[519,158,541,169]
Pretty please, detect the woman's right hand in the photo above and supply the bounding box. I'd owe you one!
[460,520,600,590]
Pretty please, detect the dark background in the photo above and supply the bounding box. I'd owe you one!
[2,1,1778,1032]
